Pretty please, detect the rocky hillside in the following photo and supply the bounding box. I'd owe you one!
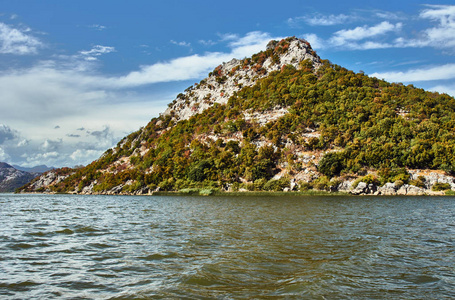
[19,37,455,195]
[0,162,37,192]
[163,38,321,121]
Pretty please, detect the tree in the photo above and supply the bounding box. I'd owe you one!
[318,152,345,178]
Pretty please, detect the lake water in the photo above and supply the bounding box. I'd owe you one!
[1,194,454,299]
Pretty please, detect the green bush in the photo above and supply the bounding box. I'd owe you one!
[263,178,290,191]
[409,176,426,188]
[318,152,345,178]
[298,181,313,191]
[313,176,330,191]
[432,182,451,191]
[352,174,379,188]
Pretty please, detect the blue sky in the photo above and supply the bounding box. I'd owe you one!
[0,1,454,168]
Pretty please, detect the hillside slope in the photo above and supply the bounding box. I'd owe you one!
[0,163,37,192]
[19,37,455,195]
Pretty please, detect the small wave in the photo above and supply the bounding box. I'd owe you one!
[88,242,114,249]
[399,274,440,284]
[180,273,221,287]
[26,231,48,237]
[74,225,100,234]
[424,239,446,245]
[58,280,108,291]
[8,242,34,250]
[139,252,180,261]
[0,280,41,292]
[55,228,74,234]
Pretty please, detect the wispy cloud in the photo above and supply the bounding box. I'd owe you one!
[170,40,191,47]
[79,45,115,61]
[107,31,277,88]
[330,21,402,48]
[371,63,455,82]
[199,39,216,46]
[88,24,107,31]
[305,5,455,51]
[332,21,402,42]
[418,5,455,50]
[429,84,455,96]
[0,22,42,55]
[289,14,352,27]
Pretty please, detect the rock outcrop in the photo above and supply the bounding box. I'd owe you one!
[163,37,321,121]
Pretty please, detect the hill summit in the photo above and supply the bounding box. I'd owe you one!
[19,37,455,195]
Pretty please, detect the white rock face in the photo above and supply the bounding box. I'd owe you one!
[409,170,455,190]
[163,38,322,121]
[27,171,70,192]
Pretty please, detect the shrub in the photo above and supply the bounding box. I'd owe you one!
[313,176,330,191]
[352,174,379,188]
[298,181,312,191]
[394,180,405,189]
[254,178,268,190]
[432,182,451,191]
[263,178,290,191]
[318,152,345,178]
[409,176,426,188]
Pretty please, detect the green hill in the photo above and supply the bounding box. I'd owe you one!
[19,37,455,195]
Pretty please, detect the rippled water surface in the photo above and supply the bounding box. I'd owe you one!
[1,194,455,299]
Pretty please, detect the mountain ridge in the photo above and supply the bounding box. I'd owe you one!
[0,162,38,192]
[18,37,455,195]
[12,164,54,173]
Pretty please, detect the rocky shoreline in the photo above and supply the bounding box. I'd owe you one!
[19,168,454,196]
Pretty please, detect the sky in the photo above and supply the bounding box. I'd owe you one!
[0,0,455,168]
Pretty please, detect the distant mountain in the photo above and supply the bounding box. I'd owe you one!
[18,37,455,195]
[0,162,37,192]
[12,164,54,174]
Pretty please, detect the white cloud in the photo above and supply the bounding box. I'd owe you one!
[420,5,455,23]
[301,6,455,51]
[370,64,455,83]
[418,5,455,50]
[41,139,62,152]
[377,5,455,50]
[304,22,402,50]
[0,147,9,161]
[303,33,325,50]
[375,11,403,20]
[89,24,107,31]
[24,151,59,167]
[70,149,103,162]
[0,22,42,54]
[228,31,280,59]
[219,33,238,42]
[429,84,455,97]
[79,45,115,61]
[330,21,402,45]
[0,124,19,143]
[290,14,351,27]
[170,40,191,47]
[199,39,216,46]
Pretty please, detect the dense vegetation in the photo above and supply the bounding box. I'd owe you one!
[20,47,455,193]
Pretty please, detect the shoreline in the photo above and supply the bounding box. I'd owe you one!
[15,189,452,197]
